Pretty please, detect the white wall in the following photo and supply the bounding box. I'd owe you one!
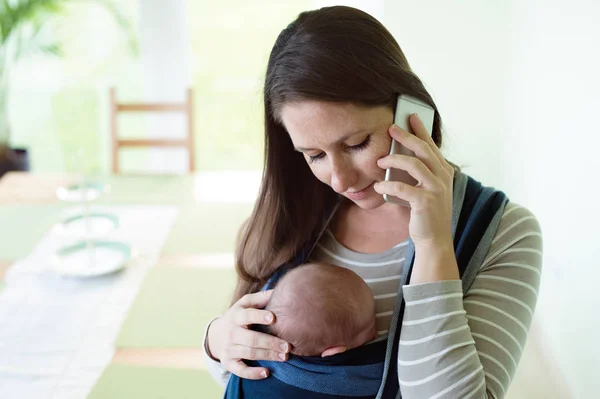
[504,1,600,397]
[384,1,512,186]
[384,1,600,397]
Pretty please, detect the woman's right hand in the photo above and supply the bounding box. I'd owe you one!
[206,290,290,379]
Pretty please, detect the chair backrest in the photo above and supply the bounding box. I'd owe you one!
[109,87,195,174]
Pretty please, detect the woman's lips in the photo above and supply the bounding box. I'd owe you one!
[346,182,374,200]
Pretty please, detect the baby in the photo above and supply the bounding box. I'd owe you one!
[264,262,378,357]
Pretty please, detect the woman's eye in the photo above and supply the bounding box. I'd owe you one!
[348,135,371,152]
[307,135,371,163]
[309,152,325,162]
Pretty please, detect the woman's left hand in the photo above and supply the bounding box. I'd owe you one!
[374,113,455,257]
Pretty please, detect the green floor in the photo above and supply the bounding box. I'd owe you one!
[116,267,236,348]
[97,266,236,398]
[87,364,224,399]
[161,204,252,255]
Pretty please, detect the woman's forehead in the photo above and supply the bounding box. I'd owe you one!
[280,100,391,147]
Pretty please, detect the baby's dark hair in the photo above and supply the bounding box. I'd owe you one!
[265,262,375,356]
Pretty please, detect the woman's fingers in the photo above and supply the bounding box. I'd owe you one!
[377,154,439,190]
[234,290,278,327]
[374,180,421,204]
[408,113,434,143]
[387,123,445,178]
[223,359,270,380]
[231,327,290,353]
[237,290,274,309]
[227,345,288,362]
[233,307,275,327]
[408,114,455,176]
[215,289,293,379]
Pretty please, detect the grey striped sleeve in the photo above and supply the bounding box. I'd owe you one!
[397,202,543,399]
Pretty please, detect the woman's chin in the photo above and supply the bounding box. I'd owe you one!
[347,194,387,210]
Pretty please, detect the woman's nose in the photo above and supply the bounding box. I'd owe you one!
[330,157,355,194]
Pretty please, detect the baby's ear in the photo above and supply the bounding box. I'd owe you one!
[321,346,347,357]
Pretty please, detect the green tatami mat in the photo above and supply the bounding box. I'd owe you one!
[162,204,252,254]
[87,364,223,399]
[116,267,236,348]
[0,204,66,260]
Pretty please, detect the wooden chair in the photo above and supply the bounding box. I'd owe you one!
[109,87,195,174]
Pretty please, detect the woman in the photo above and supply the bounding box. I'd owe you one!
[203,6,542,398]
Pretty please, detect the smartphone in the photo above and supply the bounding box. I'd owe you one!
[383,94,435,207]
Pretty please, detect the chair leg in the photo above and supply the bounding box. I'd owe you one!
[110,88,120,174]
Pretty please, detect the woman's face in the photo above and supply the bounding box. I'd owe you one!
[280,100,393,210]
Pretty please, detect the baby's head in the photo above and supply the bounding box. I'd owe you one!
[265,262,377,357]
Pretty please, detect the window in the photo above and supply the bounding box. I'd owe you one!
[8,1,383,174]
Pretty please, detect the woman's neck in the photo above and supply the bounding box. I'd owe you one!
[330,199,410,253]
[348,199,410,229]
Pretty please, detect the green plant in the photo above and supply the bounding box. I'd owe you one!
[0,0,135,154]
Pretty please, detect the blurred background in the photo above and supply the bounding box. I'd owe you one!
[0,0,598,398]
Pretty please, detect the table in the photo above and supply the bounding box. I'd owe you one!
[0,172,255,398]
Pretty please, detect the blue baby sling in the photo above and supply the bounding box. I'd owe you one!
[224,172,508,399]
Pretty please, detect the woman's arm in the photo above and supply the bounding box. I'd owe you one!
[397,202,542,398]
[203,317,232,387]
[201,219,289,386]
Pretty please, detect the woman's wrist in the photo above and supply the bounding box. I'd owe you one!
[204,316,222,362]
[411,242,459,284]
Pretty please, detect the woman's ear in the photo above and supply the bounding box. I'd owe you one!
[320,346,347,357]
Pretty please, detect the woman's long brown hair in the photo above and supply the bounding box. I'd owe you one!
[232,6,446,304]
